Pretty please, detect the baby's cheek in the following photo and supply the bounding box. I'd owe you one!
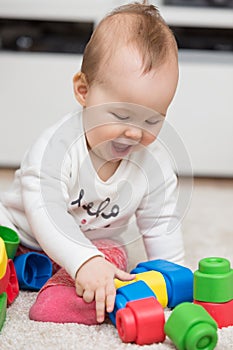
[142,133,156,147]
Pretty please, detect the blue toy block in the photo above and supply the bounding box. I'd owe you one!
[131,259,193,308]
[131,266,148,274]
[14,252,52,291]
[109,280,156,326]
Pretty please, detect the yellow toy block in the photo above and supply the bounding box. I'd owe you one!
[115,270,168,307]
[114,277,137,289]
[136,271,168,307]
[0,237,8,279]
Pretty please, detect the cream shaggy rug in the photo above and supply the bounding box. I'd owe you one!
[0,177,232,349]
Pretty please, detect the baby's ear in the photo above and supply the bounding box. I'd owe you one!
[73,72,88,106]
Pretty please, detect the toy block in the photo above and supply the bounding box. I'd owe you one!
[0,226,20,259]
[0,259,19,305]
[194,299,233,329]
[194,257,233,303]
[14,252,52,290]
[0,261,10,295]
[136,271,168,307]
[0,239,19,305]
[115,270,168,307]
[108,280,156,326]
[6,259,19,305]
[131,259,193,307]
[114,277,137,289]
[0,292,7,332]
[165,302,218,350]
[0,237,8,279]
[116,297,165,345]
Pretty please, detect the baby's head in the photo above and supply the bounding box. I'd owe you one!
[74,1,178,114]
[73,2,179,163]
[82,2,177,85]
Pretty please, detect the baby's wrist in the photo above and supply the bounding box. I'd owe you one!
[75,255,105,278]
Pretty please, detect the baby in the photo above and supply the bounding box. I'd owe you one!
[0,1,184,324]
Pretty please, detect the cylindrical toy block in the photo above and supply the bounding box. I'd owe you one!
[14,252,52,290]
[0,261,10,295]
[136,271,168,307]
[165,302,218,350]
[116,297,165,345]
[131,259,193,307]
[0,226,20,259]
[115,270,168,307]
[0,259,19,305]
[6,259,19,305]
[108,280,156,326]
[0,292,7,332]
[194,257,233,303]
[194,299,233,329]
[0,237,8,279]
[114,277,136,290]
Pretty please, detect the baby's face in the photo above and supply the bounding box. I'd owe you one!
[82,46,178,163]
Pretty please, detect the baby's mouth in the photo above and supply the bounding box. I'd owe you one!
[112,142,131,152]
[111,139,138,157]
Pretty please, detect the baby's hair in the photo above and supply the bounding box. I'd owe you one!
[81,1,177,86]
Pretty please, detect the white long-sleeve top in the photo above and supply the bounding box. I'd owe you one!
[0,111,184,278]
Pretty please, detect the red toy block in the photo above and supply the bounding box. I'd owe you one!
[6,259,19,305]
[116,297,165,345]
[0,261,10,294]
[194,299,233,329]
[0,259,19,305]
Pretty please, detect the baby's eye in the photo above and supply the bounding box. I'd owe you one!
[111,113,130,121]
[145,117,162,125]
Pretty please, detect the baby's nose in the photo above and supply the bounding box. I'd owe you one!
[124,126,142,141]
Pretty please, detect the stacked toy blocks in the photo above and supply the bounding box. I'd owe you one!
[0,225,53,331]
[109,258,225,349]
[193,257,233,328]
[110,259,196,346]
[110,260,193,324]
[0,227,20,331]
[109,279,156,326]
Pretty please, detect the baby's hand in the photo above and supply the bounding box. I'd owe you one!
[75,256,135,323]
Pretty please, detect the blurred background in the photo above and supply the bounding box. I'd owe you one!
[0,0,232,175]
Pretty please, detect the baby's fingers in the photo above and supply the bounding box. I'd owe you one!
[83,289,95,303]
[115,268,136,282]
[95,287,106,323]
[106,283,116,313]
[75,283,84,297]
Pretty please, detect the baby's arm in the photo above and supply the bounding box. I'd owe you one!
[20,168,102,274]
[19,116,103,278]
[136,170,185,265]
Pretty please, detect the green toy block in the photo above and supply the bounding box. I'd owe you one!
[0,292,7,332]
[194,257,233,303]
[165,302,218,350]
[0,226,20,260]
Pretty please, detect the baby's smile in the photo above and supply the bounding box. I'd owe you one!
[111,138,140,158]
